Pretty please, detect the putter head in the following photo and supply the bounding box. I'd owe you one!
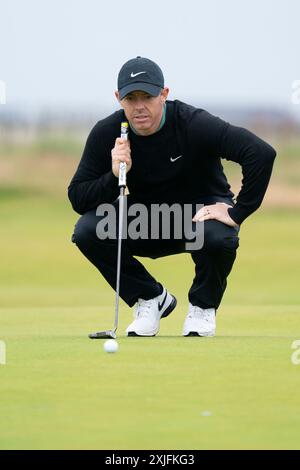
[88,330,116,340]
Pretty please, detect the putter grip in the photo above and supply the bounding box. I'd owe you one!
[119,122,129,188]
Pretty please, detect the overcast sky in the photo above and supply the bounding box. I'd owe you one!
[1,0,299,114]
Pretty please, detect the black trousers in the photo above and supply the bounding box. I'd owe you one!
[71,195,240,310]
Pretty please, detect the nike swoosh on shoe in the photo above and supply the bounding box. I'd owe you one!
[158,291,168,311]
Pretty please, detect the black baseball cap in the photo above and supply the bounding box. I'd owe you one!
[117,56,164,100]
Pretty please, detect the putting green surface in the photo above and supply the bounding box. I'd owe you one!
[0,196,300,449]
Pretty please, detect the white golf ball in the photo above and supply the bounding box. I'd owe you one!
[103,339,118,353]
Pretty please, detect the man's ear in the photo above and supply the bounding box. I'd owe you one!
[161,87,169,103]
[115,91,121,103]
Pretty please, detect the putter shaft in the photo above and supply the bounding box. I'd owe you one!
[89,121,128,339]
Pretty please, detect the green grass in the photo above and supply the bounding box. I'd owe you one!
[0,132,84,157]
[1,306,299,449]
[0,195,300,450]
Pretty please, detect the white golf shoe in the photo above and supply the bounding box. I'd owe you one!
[182,303,216,337]
[126,288,177,336]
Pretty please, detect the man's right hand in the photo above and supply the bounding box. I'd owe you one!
[111,137,132,177]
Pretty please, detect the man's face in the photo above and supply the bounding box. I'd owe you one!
[115,88,169,136]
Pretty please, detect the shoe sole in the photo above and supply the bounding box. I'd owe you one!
[183,331,215,337]
[127,295,177,337]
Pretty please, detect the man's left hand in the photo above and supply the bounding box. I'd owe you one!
[192,202,239,227]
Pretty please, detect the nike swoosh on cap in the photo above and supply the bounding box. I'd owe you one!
[130,71,147,78]
[170,155,183,162]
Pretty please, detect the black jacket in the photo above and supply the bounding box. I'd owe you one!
[68,100,276,225]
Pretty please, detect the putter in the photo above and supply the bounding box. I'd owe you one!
[89,122,129,339]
